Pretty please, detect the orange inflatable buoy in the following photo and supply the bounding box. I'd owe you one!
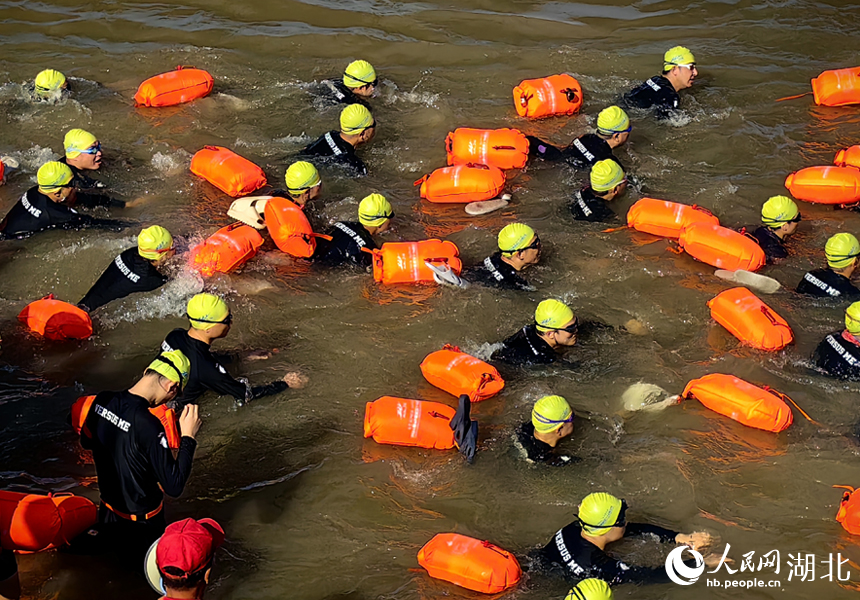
[70,395,181,449]
[420,345,505,401]
[372,240,462,285]
[678,223,766,272]
[626,198,720,239]
[446,128,529,171]
[835,146,860,170]
[415,164,506,204]
[417,533,522,594]
[134,66,214,108]
[682,373,793,433]
[811,67,860,107]
[363,396,456,450]
[190,146,267,198]
[784,166,860,205]
[513,74,583,119]
[264,196,317,258]
[836,486,860,535]
[0,490,97,552]
[18,294,93,341]
[189,223,264,276]
[708,287,793,351]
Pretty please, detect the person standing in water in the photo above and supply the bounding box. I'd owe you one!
[812,301,860,380]
[569,160,627,222]
[515,395,576,466]
[314,193,393,267]
[299,104,376,176]
[748,195,800,263]
[796,233,860,298]
[623,46,698,119]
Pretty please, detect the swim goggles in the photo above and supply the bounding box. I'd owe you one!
[68,142,101,155]
[153,355,186,388]
[186,313,233,326]
[538,318,578,335]
[345,73,378,88]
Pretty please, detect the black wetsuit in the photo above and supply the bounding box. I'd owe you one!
[319,79,371,108]
[796,268,860,299]
[465,252,534,291]
[161,329,288,404]
[623,75,680,119]
[492,324,557,365]
[751,226,788,263]
[813,331,860,380]
[313,221,376,267]
[299,131,367,176]
[78,247,169,312]
[527,134,619,169]
[59,158,105,190]
[0,186,125,239]
[535,520,681,585]
[515,421,574,466]
[569,187,615,222]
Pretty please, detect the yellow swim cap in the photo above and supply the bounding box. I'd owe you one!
[664,46,696,70]
[846,302,860,335]
[596,106,630,136]
[578,492,624,536]
[340,104,374,135]
[825,233,860,269]
[285,161,321,195]
[358,193,393,227]
[138,225,174,260]
[64,128,98,159]
[34,69,66,97]
[532,395,574,434]
[37,161,73,191]
[343,60,377,89]
[147,349,191,389]
[590,159,626,193]
[535,299,575,333]
[498,223,537,254]
[761,195,800,228]
[565,579,613,600]
[186,293,230,330]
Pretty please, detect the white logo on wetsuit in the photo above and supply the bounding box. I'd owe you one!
[803,272,841,296]
[646,77,662,92]
[21,194,43,219]
[325,80,345,100]
[114,254,140,283]
[826,335,860,367]
[573,191,592,217]
[483,256,505,282]
[572,139,595,163]
[324,132,344,156]
[334,222,366,248]
[159,432,169,449]
[161,341,174,352]
[217,364,227,374]
[95,403,131,432]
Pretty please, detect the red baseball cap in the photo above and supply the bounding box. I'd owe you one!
[156,518,225,578]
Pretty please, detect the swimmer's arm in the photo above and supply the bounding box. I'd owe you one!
[74,191,126,209]
[624,522,679,543]
[147,426,196,498]
[248,380,289,401]
[592,552,672,585]
[526,136,565,161]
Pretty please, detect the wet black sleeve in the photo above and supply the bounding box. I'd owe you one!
[146,428,197,498]
[625,522,679,543]
[527,136,565,161]
[197,359,249,401]
[250,380,289,401]
[342,153,368,176]
[74,191,126,209]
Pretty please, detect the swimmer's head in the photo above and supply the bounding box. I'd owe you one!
[578,492,626,537]
[826,233,860,270]
[846,302,860,335]
[596,106,631,146]
[146,349,191,393]
[565,579,613,600]
[535,299,575,332]
[663,46,697,89]
[498,223,541,269]
[761,195,800,228]
[138,226,174,262]
[64,128,102,170]
[37,161,74,199]
[34,69,67,98]
[186,293,231,332]
[358,193,393,231]
[340,104,376,142]
[532,395,574,435]
[343,60,377,97]
[590,159,626,198]
[284,161,321,205]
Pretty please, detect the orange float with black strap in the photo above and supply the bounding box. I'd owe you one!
[446,128,529,170]
[364,396,456,450]
[678,223,766,272]
[189,223,264,276]
[264,196,319,258]
[415,164,506,204]
[18,294,93,341]
[811,67,860,107]
[626,198,720,239]
[513,74,583,119]
[134,66,214,108]
[784,166,860,205]
[835,146,860,170]
[682,373,793,433]
[835,486,860,535]
[708,287,794,351]
[420,345,505,401]
[190,146,267,198]
[0,490,97,552]
[417,533,522,594]
[70,395,181,449]
[372,240,462,285]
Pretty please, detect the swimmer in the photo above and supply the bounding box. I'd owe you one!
[78,226,175,312]
[528,106,630,168]
[299,104,376,176]
[320,60,378,109]
[531,491,720,585]
[274,161,322,209]
[749,195,800,263]
[314,193,392,267]
[622,46,697,119]
[144,517,223,600]
[464,223,541,291]
[0,162,127,239]
[796,233,860,298]
[161,294,308,406]
[565,579,612,600]
[491,299,578,366]
[514,395,577,466]
[31,68,69,101]
[569,159,627,222]
[812,301,860,380]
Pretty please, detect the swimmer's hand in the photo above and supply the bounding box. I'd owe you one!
[179,404,202,440]
[283,372,308,389]
[246,349,271,361]
[425,261,470,289]
[123,196,150,208]
[676,531,714,551]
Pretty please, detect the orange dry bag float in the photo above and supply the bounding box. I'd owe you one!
[836,486,860,535]
[417,533,522,594]
[513,74,583,119]
[71,395,181,449]
[190,146,267,198]
[189,223,264,276]
[811,67,860,107]
[420,345,504,402]
[0,490,97,552]
[264,196,318,258]
[18,294,93,341]
[415,164,506,204]
[835,146,860,170]
[678,223,766,272]
[626,198,720,239]
[708,287,794,351]
[363,396,456,450]
[784,166,860,205]
[134,66,214,108]
[446,128,530,171]
[372,240,462,285]
[682,373,793,433]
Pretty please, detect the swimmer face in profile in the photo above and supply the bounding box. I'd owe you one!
[498,223,541,271]
[65,129,103,171]
[663,46,698,91]
[535,299,578,348]
[343,60,378,98]
[284,161,322,208]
